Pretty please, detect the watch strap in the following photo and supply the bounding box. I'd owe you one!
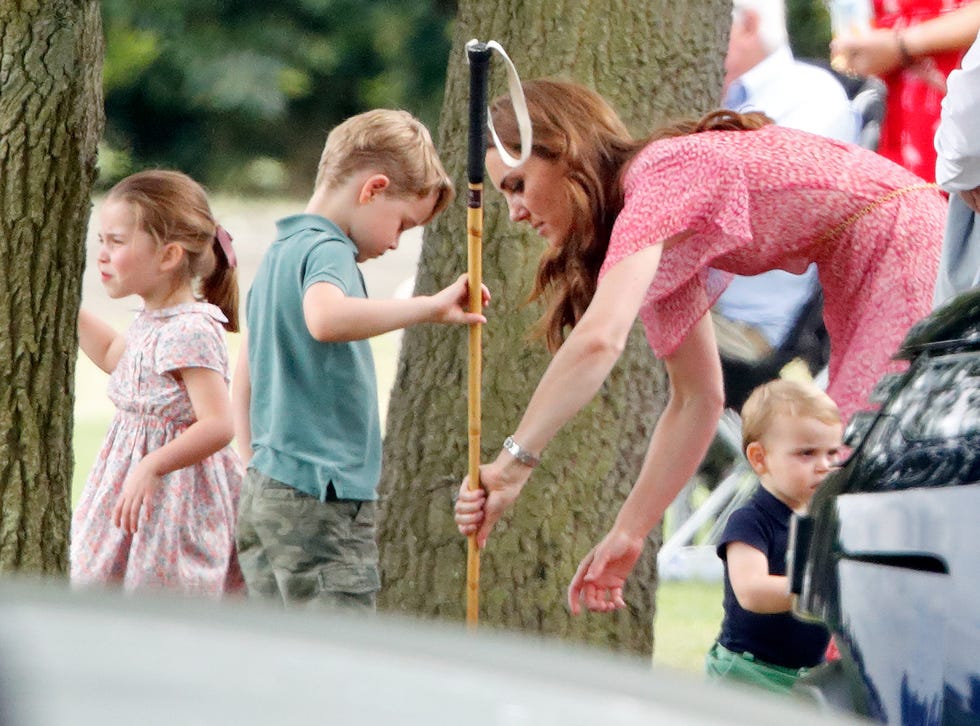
[502,435,540,468]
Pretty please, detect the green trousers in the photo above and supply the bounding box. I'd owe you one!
[705,642,811,695]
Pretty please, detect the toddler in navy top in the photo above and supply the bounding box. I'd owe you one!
[706,379,843,694]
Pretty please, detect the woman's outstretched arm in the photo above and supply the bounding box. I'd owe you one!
[454,242,670,547]
[568,313,725,614]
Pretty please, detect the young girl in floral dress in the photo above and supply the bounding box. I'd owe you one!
[72,170,243,596]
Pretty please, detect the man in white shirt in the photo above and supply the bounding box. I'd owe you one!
[715,0,859,365]
[724,0,857,140]
[934,31,980,306]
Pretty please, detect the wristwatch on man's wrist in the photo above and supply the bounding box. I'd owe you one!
[502,435,541,468]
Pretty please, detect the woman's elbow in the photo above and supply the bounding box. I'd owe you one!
[704,384,725,418]
[577,325,628,363]
[673,379,724,419]
[734,591,765,614]
[735,591,788,615]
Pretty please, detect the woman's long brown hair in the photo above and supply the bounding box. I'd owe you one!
[489,79,772,352]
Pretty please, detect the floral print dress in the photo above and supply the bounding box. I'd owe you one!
[71,302,243,595]
[599,125,946,423]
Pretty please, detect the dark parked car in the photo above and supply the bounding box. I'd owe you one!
[789,288,980,725]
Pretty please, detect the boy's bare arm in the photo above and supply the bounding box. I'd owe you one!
[302,274,488,342]
[231,333,253,465]
[726,541,794,614]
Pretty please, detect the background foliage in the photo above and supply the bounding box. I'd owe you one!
[99,1,830,193]
[788,0,834,61]
[100,0,455,194]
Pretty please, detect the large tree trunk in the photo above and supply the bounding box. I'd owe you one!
[0,2,104,573]
[379,1,729,655]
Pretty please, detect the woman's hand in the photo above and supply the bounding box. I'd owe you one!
[832,27,949,90]
[567,528,645,615]
[831,28,905,77]
[112,458,163,535]
[454,455,533,548]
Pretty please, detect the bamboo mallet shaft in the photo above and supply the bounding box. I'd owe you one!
[465,41,491,629]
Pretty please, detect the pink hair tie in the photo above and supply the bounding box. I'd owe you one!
[215,225,237,269]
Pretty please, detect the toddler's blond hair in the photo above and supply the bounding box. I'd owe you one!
[740,379,841,454]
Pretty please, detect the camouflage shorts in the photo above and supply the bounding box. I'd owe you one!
[236,468,380,612]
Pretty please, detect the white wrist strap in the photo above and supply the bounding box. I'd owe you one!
[466,39,532,168]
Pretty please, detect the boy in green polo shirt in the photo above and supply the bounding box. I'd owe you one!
[233,109,488,610]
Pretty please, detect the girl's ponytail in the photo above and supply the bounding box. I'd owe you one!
[203,226,240,333]
[107,170,241,332]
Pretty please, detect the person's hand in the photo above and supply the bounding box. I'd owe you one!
[454,455,532,548]
[832,29,946,89]
[112,459,162,534]
[961,187,980,214]
[831,28,904,77]
[567,528,645,615]
[430,274,490,325]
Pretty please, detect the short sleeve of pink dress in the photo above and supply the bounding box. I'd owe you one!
[600,139,754,358]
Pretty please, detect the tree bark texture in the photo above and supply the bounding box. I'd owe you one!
[378,0,730,655]
[0,1,104,573]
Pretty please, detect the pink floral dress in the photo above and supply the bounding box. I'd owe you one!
[71,302,244,595]
[599,125,946,422]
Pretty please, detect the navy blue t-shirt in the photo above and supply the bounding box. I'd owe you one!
[715,486,829,669]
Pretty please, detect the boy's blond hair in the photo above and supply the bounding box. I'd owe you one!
[315,109,454,224]
[740,379,841,454]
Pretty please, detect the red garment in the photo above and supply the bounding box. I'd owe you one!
[873,0,972,181]
[599,126,945,423]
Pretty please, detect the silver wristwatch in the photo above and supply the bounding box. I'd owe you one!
[502,435,540,468]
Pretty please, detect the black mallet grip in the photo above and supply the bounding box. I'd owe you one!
[467,42,492,186]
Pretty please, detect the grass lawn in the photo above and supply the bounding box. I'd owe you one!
[654,579,724,673]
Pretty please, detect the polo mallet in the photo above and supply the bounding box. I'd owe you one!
[463,39,531,628]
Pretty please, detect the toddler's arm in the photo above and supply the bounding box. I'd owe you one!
[302,273,489,342]
[726,540,793,614]
[78,309,126,374]
[232,333,253,465]
[113,366,235,533]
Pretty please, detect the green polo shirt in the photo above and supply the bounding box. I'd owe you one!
[245,214,381,501]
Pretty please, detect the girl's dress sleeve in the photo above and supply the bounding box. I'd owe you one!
[154,310,228,378]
